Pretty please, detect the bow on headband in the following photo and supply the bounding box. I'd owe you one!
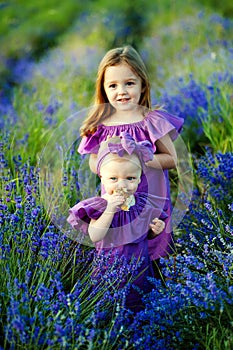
[97,132,154,175]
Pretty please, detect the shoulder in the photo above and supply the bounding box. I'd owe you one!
[67,197,107,236]
[78,125,107,154]
[148,108,184,129]
[144,108,184,141]
[69,197,107,219]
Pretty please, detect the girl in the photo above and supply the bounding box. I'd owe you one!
[78,45,184,265]
[68,133,167,312]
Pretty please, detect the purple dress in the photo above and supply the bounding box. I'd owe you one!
[78,109,184,260]
[67,192,167,312]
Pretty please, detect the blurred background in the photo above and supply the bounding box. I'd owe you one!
[1,0,233,90]
[1,0,232,158]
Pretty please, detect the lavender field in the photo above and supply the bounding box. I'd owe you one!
[1,1,233,349]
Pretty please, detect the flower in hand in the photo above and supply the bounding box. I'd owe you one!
[113,188,136,211]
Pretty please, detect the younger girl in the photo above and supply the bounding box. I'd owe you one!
[68,133,166,312]
[78,45,184,264]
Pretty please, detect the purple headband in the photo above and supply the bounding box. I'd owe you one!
[97,132,154,175]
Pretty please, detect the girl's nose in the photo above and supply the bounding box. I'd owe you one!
[118,84,127,94]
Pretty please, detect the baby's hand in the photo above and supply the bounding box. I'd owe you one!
[104,193,125,213]
[148,218,165,239]
[113,188,130,211]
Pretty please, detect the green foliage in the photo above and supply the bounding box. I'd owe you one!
[201,324,233,350]
[0,1,86,57]
[201,87,233,153]
[196,0,233,17]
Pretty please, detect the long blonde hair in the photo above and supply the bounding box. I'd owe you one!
[80,45,151,136]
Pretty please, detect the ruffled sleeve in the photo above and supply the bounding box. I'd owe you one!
[67,197,107,235]
[145,109,184,143]
[78,134,100,154]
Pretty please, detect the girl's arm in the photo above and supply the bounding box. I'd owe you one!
[88,193,125,242]
[145,134,177,170]
[89,153,98,174]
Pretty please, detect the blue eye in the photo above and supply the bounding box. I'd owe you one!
[110,177,117,181]
[127,177,136,181]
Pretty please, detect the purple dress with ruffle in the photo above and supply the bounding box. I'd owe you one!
[68,192,167,312]
[78,109,184,260]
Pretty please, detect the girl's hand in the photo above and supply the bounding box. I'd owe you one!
[148,218,165,239]
[104,193,125,213]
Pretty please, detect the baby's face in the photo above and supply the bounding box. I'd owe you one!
[100,155,141,196]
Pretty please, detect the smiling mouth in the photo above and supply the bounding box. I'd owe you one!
[117,98,130,103]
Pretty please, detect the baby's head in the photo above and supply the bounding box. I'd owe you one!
[97,133,154,197]
[99,151,142,197]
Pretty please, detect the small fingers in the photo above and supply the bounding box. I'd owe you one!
[109,194,125,206]
[150,219,165,235]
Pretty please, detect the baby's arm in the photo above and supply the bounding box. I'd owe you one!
[145,134,177,169]
[88,193,125,242]
[148,218,166,239]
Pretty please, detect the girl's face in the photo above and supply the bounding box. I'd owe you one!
[103,63,143,112]
[100,155,141,195]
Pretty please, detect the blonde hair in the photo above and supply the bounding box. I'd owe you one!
[80,45,151,136]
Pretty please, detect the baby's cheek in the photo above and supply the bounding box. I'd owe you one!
[129,183,138,192]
